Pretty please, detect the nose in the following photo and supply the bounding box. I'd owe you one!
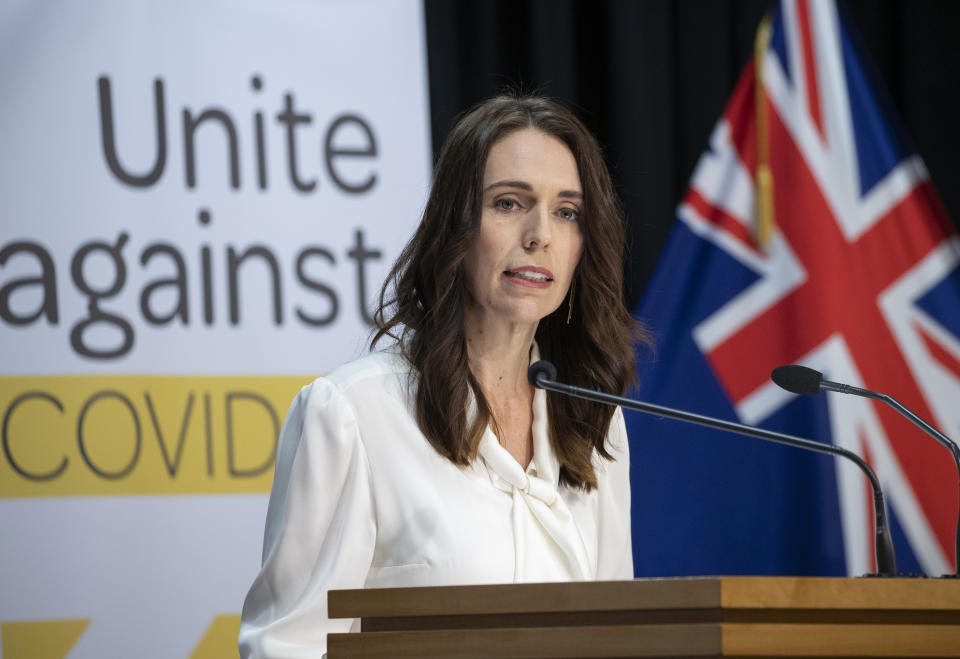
[522,204,552,251]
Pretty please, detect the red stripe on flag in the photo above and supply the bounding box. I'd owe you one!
[683,187,760,253]
[797,0,825,140]
[914,321,960,383]
[724,61,758,175]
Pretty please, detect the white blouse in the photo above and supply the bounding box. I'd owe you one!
[238,347,633,658]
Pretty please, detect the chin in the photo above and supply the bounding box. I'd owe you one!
[501,302,560,326]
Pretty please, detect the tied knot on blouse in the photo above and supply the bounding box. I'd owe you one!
[472,343,592,583]
[484,455,558,507]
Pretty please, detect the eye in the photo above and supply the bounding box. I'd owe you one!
[558,207,580,222]
[494,198,518,211]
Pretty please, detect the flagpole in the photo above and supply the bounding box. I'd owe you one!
[754,14,775,247]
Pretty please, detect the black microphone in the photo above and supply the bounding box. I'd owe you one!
[771,364,821,395]
[528,360,557,386]
[528,360,897,577]
[773,363,960,578]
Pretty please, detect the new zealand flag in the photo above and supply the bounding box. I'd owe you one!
[629,0,960,577]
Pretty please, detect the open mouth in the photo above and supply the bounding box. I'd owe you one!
[504,269,553,282]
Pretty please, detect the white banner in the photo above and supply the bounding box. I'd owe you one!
[0,0,431,656]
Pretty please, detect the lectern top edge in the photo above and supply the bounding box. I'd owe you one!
[330,578,719,619]
[329,576,960,620]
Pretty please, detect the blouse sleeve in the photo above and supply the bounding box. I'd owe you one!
[239,379,377,658]
[595,407,634,580]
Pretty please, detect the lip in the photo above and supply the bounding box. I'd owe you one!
[507,265,554,279]
[503,265,554,289]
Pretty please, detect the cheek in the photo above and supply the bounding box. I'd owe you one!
[463,233,499,293]
[463,248,482,296]
[568,233,584,271]
[470,226,508,276]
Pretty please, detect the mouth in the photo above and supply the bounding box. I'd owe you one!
[503,266,554,289]
[503,266,554,282]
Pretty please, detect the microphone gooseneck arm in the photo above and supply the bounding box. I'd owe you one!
[774,363,959,577]
[529,360,897,577]
[822,377,960,453]
[820,375,960,578]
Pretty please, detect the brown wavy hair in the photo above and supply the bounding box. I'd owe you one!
[372,94,644,490]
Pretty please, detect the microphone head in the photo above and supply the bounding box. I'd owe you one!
[528,360,557,388]
[771,365,823,395]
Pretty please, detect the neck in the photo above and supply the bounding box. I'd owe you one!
[464,309,537,398]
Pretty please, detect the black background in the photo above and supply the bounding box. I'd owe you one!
[424,0,960,308]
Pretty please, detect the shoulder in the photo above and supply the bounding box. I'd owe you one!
[606,407,628,455]
[293,349,415,420]
[323,348,413,390]
[593,407,629,478]
[275,350,415,470]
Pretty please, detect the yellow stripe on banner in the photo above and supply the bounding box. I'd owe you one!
[189,615,242,659]
[0,375,313,498]
[1,619,90,659]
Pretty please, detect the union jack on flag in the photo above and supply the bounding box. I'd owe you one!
[629,0,960,577]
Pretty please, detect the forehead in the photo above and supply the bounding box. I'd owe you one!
[482,128,581,190]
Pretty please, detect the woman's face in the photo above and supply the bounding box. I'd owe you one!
[463,128,584,329]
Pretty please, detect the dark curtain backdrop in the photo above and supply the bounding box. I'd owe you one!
[424,0,960,309]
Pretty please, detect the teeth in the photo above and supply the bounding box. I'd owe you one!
[508,270,549,281]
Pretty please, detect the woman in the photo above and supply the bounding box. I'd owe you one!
[239,94,641,657]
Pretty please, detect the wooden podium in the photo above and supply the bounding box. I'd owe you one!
[327,577,960,657]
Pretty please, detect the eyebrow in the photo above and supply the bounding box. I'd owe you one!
[483,180,583,199]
